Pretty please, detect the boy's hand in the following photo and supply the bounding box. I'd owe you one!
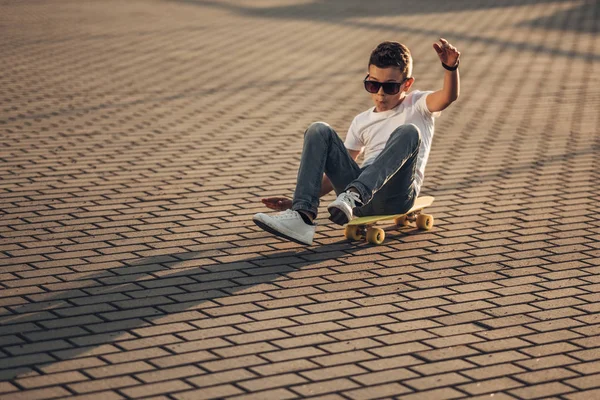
[433,38,460,67]
[261,197,292,211]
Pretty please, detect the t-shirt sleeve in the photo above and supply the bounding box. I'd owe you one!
[414,90,441,119]
[344,117,364,151]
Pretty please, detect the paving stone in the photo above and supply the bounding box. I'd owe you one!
[67,376,139,394]
[458,377,523,396]
[84,361,155,379]
[291,378,360,397]
[564,388,600,400]
[508,381,575,399]
[565,373,600,390]
[343,383,411,400]
[173,384,244,400]
[15,371,88,389]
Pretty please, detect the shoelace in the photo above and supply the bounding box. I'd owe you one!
[341,191,362,207]
[272,209,298,219]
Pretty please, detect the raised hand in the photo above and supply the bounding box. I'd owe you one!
[261,197,293,211]
[433,38,460,67]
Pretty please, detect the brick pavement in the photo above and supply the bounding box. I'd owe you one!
[0,0,599,399]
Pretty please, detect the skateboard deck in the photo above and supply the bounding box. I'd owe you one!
[344,196,435,245]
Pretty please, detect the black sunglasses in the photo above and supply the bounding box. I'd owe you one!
[363,75,408,95]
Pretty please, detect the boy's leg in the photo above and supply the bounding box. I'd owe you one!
[253,122,360,245]
[350,124,421,217]
[292,122,362,218]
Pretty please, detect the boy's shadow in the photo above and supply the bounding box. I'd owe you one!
[0,229,424,381]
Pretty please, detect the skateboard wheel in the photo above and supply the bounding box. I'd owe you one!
[366,227,385,245]
[416,214,434,230]
[344,225,363,241]
[394,215,409,226]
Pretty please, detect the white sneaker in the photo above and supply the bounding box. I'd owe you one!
[252,209,315,245]
[327,190,362,225]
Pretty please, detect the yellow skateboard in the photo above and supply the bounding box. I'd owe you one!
[344,196,435,245]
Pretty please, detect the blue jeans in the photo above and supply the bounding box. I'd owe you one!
[292,121,421,218]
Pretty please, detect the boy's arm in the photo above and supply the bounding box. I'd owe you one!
[319,149,361,197]
[426,38,460,113]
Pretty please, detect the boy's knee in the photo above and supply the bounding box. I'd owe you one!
[390,124,421,148]
[305,121,334,138]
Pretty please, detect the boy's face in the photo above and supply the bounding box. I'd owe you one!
[367,65,414,112]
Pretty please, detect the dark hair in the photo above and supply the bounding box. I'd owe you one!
[369,41,412,77]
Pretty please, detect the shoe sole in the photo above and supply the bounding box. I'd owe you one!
[253,219,312,246]
[328,206,350,226]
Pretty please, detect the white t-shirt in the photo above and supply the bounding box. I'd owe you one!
[344,90,440,195]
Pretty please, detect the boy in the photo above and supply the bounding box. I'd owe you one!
[253,38,460,245]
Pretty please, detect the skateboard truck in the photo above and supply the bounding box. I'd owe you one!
[344,196,435,245]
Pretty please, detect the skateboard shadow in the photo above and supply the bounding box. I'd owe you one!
[0,234,420,380]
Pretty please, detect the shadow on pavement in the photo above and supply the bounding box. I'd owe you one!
[166,0,599,62]
[0,235,414,380]
[167,0,573,20]
[517,1,598,33]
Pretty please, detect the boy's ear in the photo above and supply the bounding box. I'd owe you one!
[403,77,415,91]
